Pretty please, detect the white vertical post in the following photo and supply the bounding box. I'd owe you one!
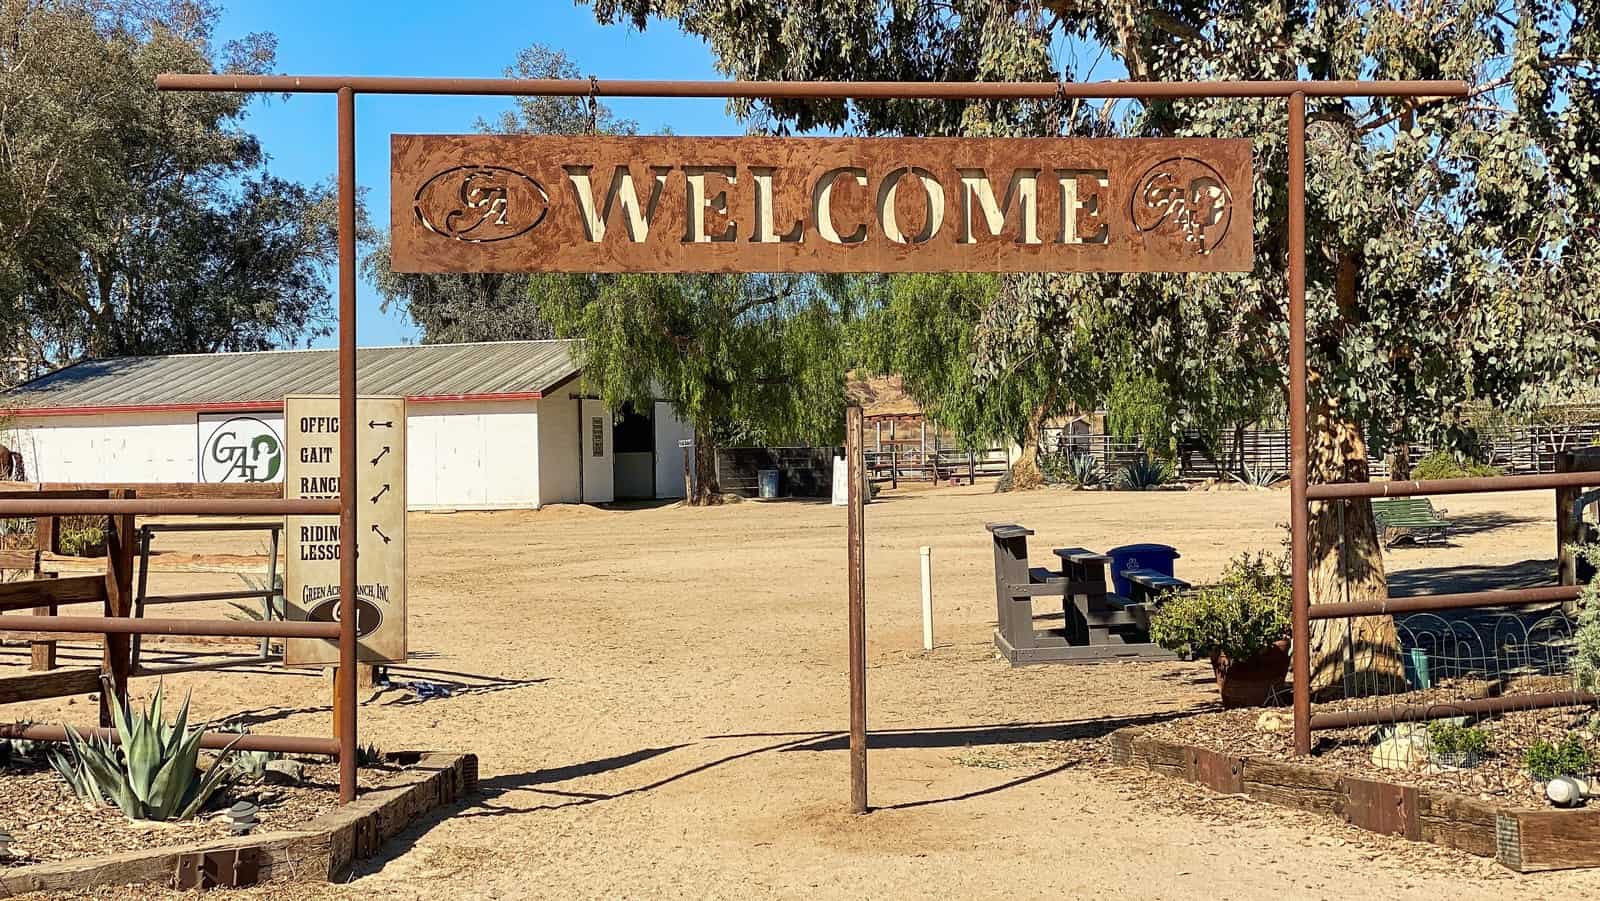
[919,546,934,651]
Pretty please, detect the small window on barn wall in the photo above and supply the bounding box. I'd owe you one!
[590,417,605,457]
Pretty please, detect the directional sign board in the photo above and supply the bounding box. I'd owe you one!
[283,395,406,665]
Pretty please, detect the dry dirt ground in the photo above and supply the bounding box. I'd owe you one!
[8,482,1600,899]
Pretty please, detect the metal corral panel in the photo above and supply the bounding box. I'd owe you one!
[3,341,580,410]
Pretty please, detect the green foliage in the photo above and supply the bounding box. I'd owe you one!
[1232,463,1285,489]
[1571,547,1600,695]
[1525,735,1595,781]
[1427,723,1490,760]
[1149,553,1291,661]
[590,0,1600,501]
[1040,451,1104,488]
[1119,457,1173,490]
[365,43,637,343]
[1410,450,1504,480]
[48,682,243,821]
[56,523,105,557]
[0,1,364,365]
[540,273,854,500]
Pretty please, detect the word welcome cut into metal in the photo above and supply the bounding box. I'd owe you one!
[391,136,1254,274]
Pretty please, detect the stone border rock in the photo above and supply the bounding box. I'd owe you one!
[0,751,477,895]
[1110,727,1600,873]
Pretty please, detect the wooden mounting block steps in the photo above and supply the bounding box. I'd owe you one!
[0,752,477,895]
[1110,727,1600,872]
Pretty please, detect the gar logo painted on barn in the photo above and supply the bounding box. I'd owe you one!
[199,416,284,483]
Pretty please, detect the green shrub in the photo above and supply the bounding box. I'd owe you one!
[1042,452,1104,488]
[1411,450,1503,480]
[1427,723,1490,759]
[1149,552,1290,661]
[56,516,106,557]
[1120,457,1174,490]
[1572,546,1600,694]
[48,682,243,820]
[1525,734,1595,781]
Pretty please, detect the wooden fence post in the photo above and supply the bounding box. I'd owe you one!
[846,405,868,814]
[99,490,136,725]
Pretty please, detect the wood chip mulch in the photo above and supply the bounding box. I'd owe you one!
[0,756,400,868]
[1140,674,1589,809]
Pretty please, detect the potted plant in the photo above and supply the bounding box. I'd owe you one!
[1149,552,1291,708]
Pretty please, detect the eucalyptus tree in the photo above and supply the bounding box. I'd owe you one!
[365,43,638,341]
[591,0,1600,693]
[0,0,352,367]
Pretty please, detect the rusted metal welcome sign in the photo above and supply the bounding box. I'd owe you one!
[390,136,1253,273]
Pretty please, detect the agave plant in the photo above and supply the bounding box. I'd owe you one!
[1232,463,1286,489]
[1120,457,1174,490]
[48,682,243,821]
[1068,453,1104,488]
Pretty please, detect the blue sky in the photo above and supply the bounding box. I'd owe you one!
[215,0,740,348]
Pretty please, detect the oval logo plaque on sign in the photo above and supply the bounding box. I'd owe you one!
[414,165,549,243]
[305,594,385,639]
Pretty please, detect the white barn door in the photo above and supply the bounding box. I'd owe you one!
[652,401,690,499]
[580,398,614,503]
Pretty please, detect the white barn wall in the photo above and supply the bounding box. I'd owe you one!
[406,399,539,510]
[652,401,690,500]
[7,411,204,483]
[8,399,544,510]
[536,387,581,505]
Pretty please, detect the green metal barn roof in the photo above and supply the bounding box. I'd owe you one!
[2,340,580,415]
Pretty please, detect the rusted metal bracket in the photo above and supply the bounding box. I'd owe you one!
[174,848,259,890]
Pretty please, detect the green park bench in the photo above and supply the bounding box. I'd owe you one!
[1371,497,1451,548]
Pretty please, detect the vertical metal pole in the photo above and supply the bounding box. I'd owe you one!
[263,525,280,658]
[846,405,868,813]
[919,545,934,651]
[336,86,359,804]
[1288,91,1312,756]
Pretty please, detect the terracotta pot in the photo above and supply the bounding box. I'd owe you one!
[1209,639,1291,708]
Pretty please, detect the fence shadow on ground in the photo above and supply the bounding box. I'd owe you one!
[1387,557,1557,596]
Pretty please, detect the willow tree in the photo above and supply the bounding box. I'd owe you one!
[852,273,1102,476]
[591,1,1600,694]
[540,273,854,505]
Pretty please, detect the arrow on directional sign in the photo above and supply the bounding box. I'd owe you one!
[370,483,390,504]
[368,419,394,429]
[371,524,392,544]
[371,446,390,466]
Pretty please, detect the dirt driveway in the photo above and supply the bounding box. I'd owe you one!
[10,483,1600,899]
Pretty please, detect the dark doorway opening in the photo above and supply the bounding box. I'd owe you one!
[613,404,656,500]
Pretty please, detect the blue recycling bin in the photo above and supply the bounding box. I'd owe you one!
[1106,543,1181,596]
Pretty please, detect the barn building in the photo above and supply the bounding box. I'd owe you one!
[0,340,690,509]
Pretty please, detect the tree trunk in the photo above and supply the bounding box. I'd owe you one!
[689,424,721,507]
[1008,388,1056,491]
[1305,253,1406,699]
[1387,442,1412,481]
